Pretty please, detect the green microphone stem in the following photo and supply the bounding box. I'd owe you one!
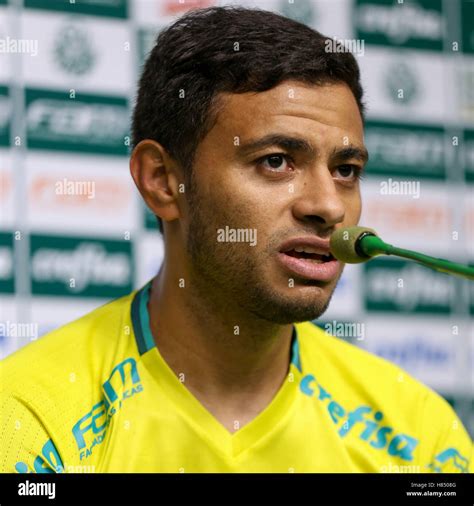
[359,234,474,281]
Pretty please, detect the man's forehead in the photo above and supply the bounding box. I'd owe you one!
[214,80,363,138]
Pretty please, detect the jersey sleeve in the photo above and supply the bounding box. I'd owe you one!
[0,392,65,473]
[421,390,473,473]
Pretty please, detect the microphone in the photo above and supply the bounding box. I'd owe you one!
[330,226,474,280]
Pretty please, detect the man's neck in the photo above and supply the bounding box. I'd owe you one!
[146,263,294,432]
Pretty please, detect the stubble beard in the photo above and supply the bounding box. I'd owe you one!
[185,186,338,324]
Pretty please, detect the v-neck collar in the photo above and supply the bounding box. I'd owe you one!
[130,280,303,458]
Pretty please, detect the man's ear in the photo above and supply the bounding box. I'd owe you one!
[130,140,181,223]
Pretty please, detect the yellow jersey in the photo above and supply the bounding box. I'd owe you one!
[0,280,472,473]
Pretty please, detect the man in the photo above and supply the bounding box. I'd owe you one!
[1,6,472,473]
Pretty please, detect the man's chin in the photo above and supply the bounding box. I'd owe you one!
[248,288,334,324]
[253,304,331,325]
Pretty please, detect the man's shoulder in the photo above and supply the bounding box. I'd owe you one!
[295,321,437,402]
[296,320,404,372]
[296,322,472,472]
[0,290,137,402]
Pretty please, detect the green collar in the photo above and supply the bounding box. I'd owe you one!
[131,280,302,373]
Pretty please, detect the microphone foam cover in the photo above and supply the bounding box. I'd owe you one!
[330,226,378,263]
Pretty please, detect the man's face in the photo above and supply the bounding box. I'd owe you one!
[182,80,366,324]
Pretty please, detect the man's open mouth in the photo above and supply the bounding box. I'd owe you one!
[283,248,335,263]
[277,238,339,281]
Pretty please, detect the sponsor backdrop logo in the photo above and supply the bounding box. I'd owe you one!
[24,0,128,19]
[465,129,474,182]
[361,318,461,396]
[363,258,455,314]
[355,0,444,51]
[364,121,446,179]
[26,153,138,233]
[461,0,474,54]
[30,234,133,298]
[0,85,10,146]
[0,232,14,294]
[54,23,97,76]
[22,11,132,95]
[25,89,129,155]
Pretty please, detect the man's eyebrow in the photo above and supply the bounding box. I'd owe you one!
[236,134,369,164]
[332,145,369,164]
[236,134,317,157]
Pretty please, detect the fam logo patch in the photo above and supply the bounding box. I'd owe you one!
[72,357,144,461]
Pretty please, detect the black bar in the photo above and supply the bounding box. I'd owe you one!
[0,473,472,506]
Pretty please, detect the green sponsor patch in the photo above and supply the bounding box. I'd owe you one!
[24,0,128,19]
[465,129,474,183]
[30,234,133,298]
[25,88,129,156]
[0,85,10,147]
[462,0,474,54]
[137,28,160,70]
[364,258,455,314]
[364,121,446,179]
[470,268,474,315]
[144,205,161,233]
[279,0,316,26]
[355,0,444,51]
[0,232,14,294]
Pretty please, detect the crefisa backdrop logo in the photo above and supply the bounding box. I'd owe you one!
[0,0,472,438]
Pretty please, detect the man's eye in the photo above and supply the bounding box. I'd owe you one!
[334,165,363,180]
[257,153,293,172]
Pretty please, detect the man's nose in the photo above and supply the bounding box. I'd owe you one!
[291,168,346,229]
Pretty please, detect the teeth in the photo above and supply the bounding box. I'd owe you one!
[293,246,329,256]
[294,246,318,254]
